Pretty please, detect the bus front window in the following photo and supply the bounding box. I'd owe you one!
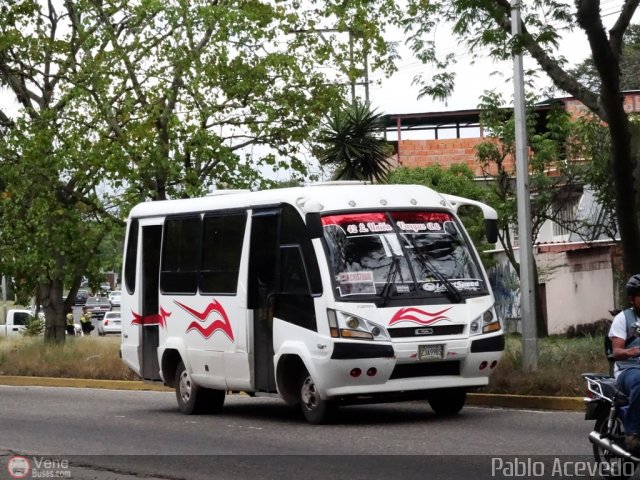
[322,211,487,303]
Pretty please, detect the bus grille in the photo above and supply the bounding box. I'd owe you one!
[388,324,464,338]
[389,361,460,379]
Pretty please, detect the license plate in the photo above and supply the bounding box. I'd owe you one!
[418,344,444,360]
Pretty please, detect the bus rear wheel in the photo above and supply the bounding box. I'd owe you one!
[428,388,466,416]
[299,373,336,424]
[175,360,225,415]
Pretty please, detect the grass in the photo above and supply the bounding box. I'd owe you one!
[484,334,610,396]
[0,334,610,396]
[0,336,137,380]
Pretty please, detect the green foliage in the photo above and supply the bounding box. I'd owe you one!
[486,334,609,396]
[21,316,44,337]
[570,24,640,91]
[475,91,590,250]
[315,100,393,183]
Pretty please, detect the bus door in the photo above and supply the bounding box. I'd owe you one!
[248,208,280,392]
[140,224,162,381]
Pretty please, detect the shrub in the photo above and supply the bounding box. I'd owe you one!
[21,316,44,337]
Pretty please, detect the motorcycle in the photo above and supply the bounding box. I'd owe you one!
[584,318,640,480]
[584,372,638,478]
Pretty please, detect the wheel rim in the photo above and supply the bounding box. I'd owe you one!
[301,376,319,411]
[595,417,633,477]
[179,370,192,404]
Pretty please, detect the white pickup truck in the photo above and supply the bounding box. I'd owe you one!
[0,309,33,336]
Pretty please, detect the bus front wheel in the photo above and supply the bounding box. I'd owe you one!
[428,388,466,415]
[299,373,336,424]
[175,360,225,415]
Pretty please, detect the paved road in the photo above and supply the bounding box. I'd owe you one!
[0,385,617,480]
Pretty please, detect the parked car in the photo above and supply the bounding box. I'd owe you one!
[84,296,111,320]
[74,289,89,306]
[108,290,121,307]
[98,311,121,336]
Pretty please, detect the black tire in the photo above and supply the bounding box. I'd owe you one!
[174,360,225,415]
[593,414,637,479]
[428,388,466,415]
[299,372,336,424]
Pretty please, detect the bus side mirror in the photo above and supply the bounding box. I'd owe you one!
[485,219,498,244]
[306,212,323,239]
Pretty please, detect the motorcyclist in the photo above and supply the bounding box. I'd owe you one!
[609,274,640,456]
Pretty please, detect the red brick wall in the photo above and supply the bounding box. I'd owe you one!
[564,93,640,120]
[395,93,640,176]
[397,137,514,177]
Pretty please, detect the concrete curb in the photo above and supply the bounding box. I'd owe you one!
[467,392,584,411]
[0,376,171,392]
[0,376,584,411]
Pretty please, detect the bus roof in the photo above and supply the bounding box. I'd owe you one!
[128,183,451,219]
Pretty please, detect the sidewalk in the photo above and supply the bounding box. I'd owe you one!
[0,375,585,411]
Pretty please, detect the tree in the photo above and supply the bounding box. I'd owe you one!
[315,100,394,183]
[475,91,591,336]
[402,0,640,278]
[0,0,401,342]
[570,23,640,91]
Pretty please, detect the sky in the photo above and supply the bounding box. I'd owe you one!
[366,0,633,117]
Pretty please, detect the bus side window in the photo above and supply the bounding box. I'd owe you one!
[280,204,322,295]
[280,246,310,295]
[200,212,246,295]
[273,205,319,331]
[124,219,139,295]
[160,215,201,294]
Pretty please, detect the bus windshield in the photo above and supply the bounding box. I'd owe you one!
[321,211,488,303]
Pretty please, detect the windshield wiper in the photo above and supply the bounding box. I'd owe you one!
[405,237,463,304]
[379,254,401,306]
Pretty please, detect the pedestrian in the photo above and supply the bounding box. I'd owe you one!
[65,310,75,336]
[608,274,640,456]
[80,307,93,336]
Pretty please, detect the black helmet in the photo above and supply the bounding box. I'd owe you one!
[626,274,640,296]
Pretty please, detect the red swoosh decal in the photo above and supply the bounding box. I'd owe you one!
[389,307,452,326]
[131,307,171,328]
[175,300,234,341]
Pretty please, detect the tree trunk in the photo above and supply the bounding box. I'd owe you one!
[39,282,67,344]
[608,114,640,277]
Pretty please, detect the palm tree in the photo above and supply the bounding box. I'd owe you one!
[316,101,393,183]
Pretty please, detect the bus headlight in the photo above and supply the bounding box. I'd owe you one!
[470,308,501,335]
[326,309,390,341]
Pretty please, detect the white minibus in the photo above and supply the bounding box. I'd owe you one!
[120,183,503,423]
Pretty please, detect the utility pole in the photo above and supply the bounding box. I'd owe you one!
[511,0,538,371]
[363,38,370,103]
[2,275,6,323]
[349,31,356,105]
